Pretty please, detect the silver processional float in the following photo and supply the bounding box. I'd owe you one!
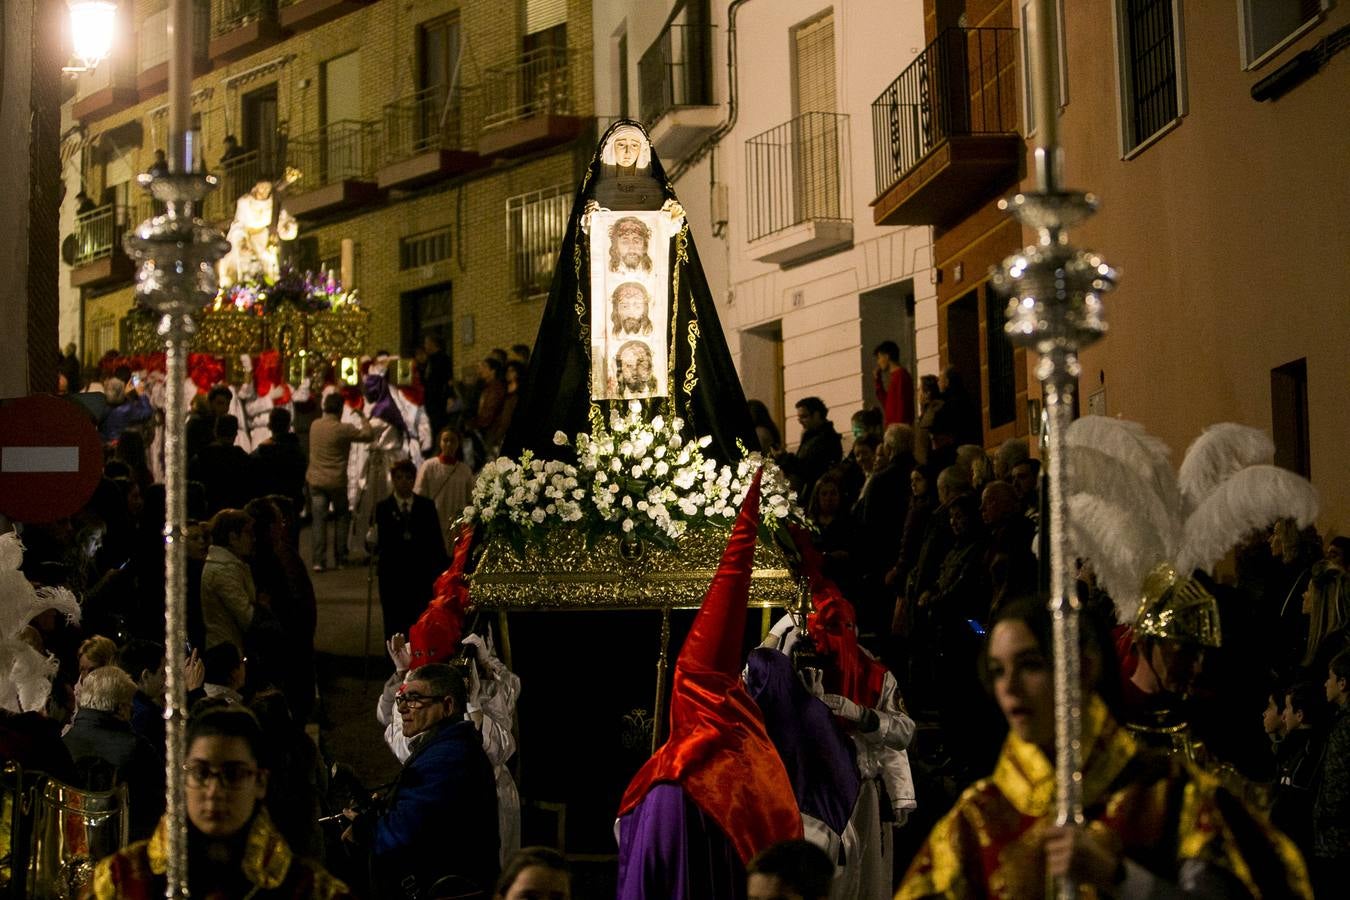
[991,2,1116,898]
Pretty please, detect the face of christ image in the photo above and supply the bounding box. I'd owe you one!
[611,282,653,336]
[614,341,657,396]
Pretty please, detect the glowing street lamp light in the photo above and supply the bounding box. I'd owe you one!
[67,0,117,71]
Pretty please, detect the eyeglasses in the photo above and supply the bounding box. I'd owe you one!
[183,761,258,789]
[393,692,445,710]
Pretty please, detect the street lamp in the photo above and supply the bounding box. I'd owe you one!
[67,1,117,71]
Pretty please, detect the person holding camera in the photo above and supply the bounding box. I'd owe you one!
[346,663,499,899]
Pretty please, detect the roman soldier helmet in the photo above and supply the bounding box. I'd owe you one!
[1065,418,1317,644]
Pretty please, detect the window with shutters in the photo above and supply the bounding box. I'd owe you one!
[1238,0,1330,69]
[791,11,841,225]
[506,184,570,301]
[1113,0,1186,157]
[792,10,836,116]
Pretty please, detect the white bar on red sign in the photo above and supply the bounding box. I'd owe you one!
[1,447,81,473]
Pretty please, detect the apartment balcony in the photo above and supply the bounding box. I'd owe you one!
[204,147,289,224]
[70,205,138,288]
[209,0,284,64]
[72,51,139,123]
[377,87,486,190]
[745,112,853,267]
[639,22,720,165]
[278,0,369,32]
[286,121,382,218]
[478,47,588,158]
[137,4,212,99]
[870,27,1021,229]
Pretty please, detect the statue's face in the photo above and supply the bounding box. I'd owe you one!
[611,135,643,168]
[251,181,272,200]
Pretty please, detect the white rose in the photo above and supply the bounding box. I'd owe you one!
[653,461,669,477]
[553,430,569,446]
[622,518,635,533]
[530,508,547,523]
[572,488,585,500]
[611,458,623,472]
[631,465,643,478]
[652,415,665,431]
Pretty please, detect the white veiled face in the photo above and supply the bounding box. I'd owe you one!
[602,126,650,169]
[612,136,643,167]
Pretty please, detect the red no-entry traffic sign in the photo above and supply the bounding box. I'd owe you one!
[0,394,104,524]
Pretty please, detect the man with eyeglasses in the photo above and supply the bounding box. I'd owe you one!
[347,663,499,899]
[88,706,350,898]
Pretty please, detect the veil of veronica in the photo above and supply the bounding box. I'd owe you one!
[503,120,759,465]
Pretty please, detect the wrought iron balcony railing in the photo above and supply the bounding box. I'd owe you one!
[638,22,716,126]
[381,86,481,163]
[871,27,1019,198]
[73,204,144,266]
[287,120,379,191]
[482,46,576,129]
[212,0,278,36]
[745,111,851,243]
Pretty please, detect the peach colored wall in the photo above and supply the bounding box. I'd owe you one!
[1029,2,1350,537]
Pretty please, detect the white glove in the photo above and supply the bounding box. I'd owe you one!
[386,634,411,673]
[466,658,482,708]
[821,693,865,722]
[580,200,602,235]
[661,198,686,223]
[462,633,487,661]
[800,667,825,700]
[893,807,911,828]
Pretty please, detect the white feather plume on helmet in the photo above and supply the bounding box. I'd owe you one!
[0,532,82,713]
[1064,417,1319,638]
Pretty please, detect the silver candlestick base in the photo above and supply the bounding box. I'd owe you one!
[123,170,228,900]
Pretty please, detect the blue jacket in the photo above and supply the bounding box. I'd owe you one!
[368,717,499,898]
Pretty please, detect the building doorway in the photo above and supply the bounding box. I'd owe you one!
[739,320,784,451]
[945,289,983,440]
[858,280,916,411]
[402,282,454,361]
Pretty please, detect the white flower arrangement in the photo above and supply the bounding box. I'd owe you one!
[462,401,803,549]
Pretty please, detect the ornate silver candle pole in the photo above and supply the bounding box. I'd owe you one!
[991,3,1115,897]
[123,2,228,896]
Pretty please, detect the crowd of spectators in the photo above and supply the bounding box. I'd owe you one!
[14,336,1348,896]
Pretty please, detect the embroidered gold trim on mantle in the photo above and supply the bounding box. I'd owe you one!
[469,525,800,610]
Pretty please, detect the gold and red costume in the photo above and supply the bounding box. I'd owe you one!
[896,698,1309,899]
[84,810,349,900]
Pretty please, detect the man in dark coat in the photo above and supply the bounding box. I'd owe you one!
[374,460,449,639]
[420,334,453,440]
[352,663,499,899]
[250,407,308,518]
